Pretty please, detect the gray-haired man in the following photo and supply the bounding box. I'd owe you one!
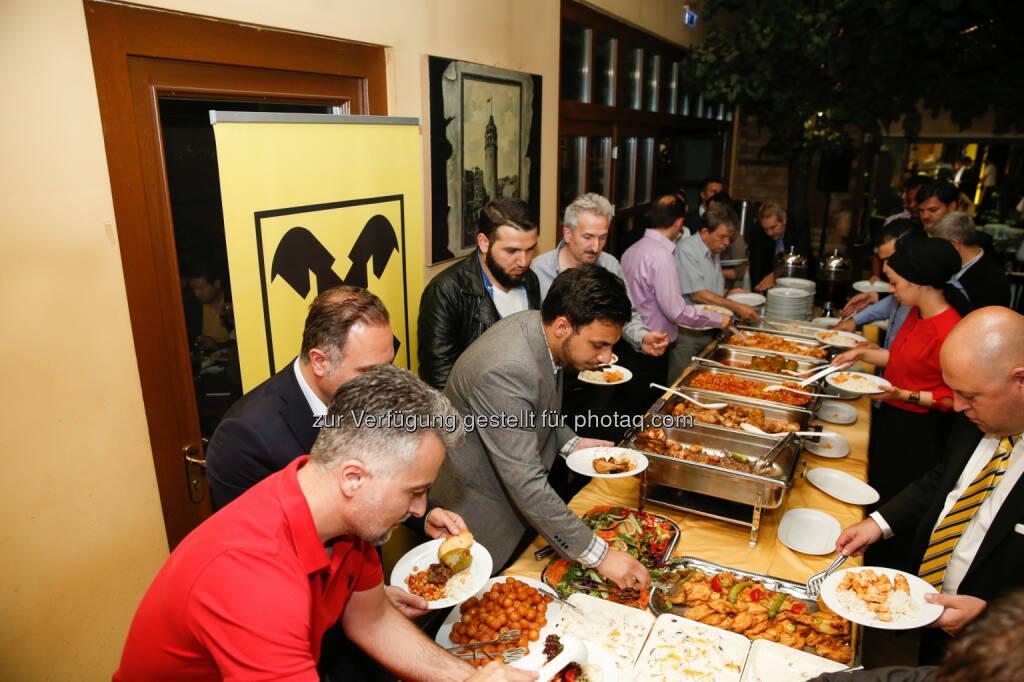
[531,193,668,357]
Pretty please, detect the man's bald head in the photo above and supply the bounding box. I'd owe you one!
[941,307,1024,436]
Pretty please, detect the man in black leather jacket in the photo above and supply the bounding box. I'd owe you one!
[418,197,541,390]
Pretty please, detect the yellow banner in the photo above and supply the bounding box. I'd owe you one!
[212,116,423,391]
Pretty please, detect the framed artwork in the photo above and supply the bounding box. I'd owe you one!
[428,56,542,264]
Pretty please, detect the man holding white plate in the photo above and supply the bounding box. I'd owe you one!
[116,366,535,682]
[836,307,1024,661]
[430,265,652,590]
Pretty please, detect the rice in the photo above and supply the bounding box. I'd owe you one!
[836,583,917,622]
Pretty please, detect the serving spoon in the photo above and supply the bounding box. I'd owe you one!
[650,382,728,410]
[739,423,841,439]
[761,384,834,398]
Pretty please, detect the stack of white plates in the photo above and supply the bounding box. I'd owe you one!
[776,277,816,294]
[765,286,814,320]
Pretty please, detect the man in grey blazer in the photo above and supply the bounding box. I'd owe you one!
[429,265,652,589]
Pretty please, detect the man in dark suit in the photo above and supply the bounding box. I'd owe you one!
[206,285,396,508]
[837,307,1024,655]
[931,211,1010,314]
[684,175,724,234]
[748,201,814,291]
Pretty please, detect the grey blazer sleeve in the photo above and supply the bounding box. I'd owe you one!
[470,375,594,558]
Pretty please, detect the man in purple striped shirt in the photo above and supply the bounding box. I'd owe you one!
[621,194,729,386]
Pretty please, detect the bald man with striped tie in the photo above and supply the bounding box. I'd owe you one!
[836,306,1024,661]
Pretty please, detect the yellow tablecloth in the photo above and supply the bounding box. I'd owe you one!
[505,395,871,586]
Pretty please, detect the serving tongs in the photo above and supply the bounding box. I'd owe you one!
[447,629,522,653]
[453,646,527,664]
[569,577,643,602]
[650,382,727,410]
[805,553,848,597]
[729,325,754,343]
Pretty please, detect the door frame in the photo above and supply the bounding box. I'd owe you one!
[84,0,387,548]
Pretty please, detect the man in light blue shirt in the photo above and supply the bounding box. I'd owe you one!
[670,203,762,378]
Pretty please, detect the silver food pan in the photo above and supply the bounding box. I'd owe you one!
[699,347,824,381]
[726,325,832,362]
[648,385,814,435]
[629,422,801,509]
[676,365,823,413]
[650,555,862,669]
[753,317,831,339]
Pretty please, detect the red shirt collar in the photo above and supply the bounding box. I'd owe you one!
[277,455,331,575]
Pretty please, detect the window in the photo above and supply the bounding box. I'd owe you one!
[559,1,732,255]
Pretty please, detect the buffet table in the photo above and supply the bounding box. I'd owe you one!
[504,393,871,586]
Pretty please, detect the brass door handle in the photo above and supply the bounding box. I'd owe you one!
[182,443,207,503]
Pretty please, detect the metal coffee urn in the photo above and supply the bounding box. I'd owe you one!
[817,249,852,313]
[775,246,810,279]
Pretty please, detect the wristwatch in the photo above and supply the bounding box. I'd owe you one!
[907,391,921,405]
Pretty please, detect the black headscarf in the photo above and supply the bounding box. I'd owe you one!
[886,235,961,289]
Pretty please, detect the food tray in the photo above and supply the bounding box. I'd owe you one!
[677,365,824,413]
[629,422,801,506]
[752,318,832,338]
[632,612,751,681]
[648,385,815,435]
[539,508,681,607]
[727,325,833,361]
[704,346,827,379]
[650,555,862,669]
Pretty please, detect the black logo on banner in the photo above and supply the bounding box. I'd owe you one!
[254,195,409,375]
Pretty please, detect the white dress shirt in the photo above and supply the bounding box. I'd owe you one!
[292,358,327,417]
[873,435,1024,594]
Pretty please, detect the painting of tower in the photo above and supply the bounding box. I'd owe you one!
[428,55,541,262]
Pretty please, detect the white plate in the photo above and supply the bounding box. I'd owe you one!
[728,292,766,307]
[821,567,943,630]
[390,538,492,610]
[802,433,850,458]
[700,304,733,316]
[776,277,816,292]
[610,353,618,363]
[767,286,813,299]
[853,280,892,294]
[812,317,841,328]
[578,364,633,385]
[826,371,892,395]
[814,330,867,347]
[435,575,562,670]
[566,446,649,478]
[740,639,848,682]
[721,258,749,267]
[777,508,841,555]
[816,400,858,425]
[807,467,879,505]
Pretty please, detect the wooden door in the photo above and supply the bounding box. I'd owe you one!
[84,1,386,548]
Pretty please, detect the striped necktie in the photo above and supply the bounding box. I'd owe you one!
[918,434,1018,591]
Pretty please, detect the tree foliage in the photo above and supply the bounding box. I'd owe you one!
[687,0,1024,157]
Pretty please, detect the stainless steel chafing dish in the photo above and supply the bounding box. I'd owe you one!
[701,347,825,381]
[753,317,832,338]
[677,364,824,414]
[720,326,833,364]
[630,422,802,546]
[649,384,815,434]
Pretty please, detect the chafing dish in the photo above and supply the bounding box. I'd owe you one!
[629,422,802,546]
[702,346,825,381]
[677,365,824,413]
[651,556,863,668]
[754,317,832,338]
[723,326,833,363]
[649,384,814,435]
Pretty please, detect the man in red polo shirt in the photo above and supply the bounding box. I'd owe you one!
[114,365,534,682]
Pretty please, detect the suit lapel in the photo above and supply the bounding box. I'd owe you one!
[968,450,1024,580]
[278,364,320,452]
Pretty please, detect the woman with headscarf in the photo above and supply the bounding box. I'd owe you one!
[831,236,963,570]
[832,236,964,502]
